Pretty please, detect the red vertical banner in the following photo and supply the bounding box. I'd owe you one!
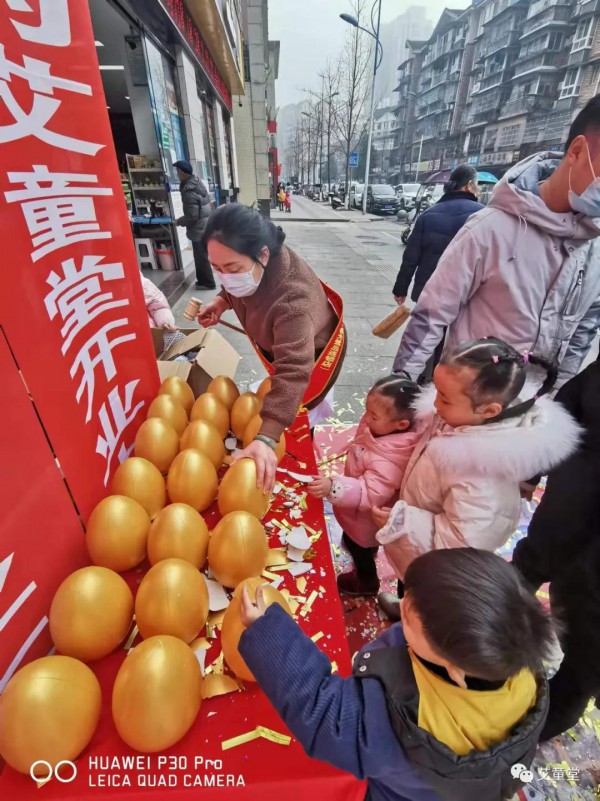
[0,0,159,517]
[0,1,159,681]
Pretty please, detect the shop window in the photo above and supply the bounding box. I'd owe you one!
[499,124,521,147]
[572,18,593,52]
[484,128,498,151]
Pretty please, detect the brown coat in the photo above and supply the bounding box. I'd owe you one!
[219,245,339,440]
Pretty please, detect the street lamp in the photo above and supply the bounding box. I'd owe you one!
[340,1,383,215]
[326,91,339,194]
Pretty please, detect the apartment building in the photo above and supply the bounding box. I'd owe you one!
[389,40,427,182]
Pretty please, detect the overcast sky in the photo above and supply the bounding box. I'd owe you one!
[269,0,470,108]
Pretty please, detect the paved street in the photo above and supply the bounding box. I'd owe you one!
[171,212,409,422]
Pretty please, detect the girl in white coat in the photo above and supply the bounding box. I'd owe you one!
[377,337,581,620]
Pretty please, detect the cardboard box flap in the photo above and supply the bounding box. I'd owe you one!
[195,329,240,379]
[162,329,209,361]
[157,361,192,382]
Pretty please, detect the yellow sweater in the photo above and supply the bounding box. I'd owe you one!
[410,650,537,756]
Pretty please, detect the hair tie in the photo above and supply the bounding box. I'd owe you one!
[492,355,499,364]
[522,351,530,364]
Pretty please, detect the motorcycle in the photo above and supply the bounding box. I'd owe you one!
[328,191,344,210]
[400,193,433,244]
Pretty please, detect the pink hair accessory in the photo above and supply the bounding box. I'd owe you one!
[492,355,499,364]
[522,351,530,364]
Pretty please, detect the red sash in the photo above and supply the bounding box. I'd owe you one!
[249,281,345,408]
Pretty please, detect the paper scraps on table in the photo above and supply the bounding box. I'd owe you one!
[201,674,241,699]
[277,468,314,483]
[296,576,307,594]
[123,623,139,651]
[311,632,324,643]
[261,571,284,589]
[190,637,211,675]
[287,561,313,577]
[205,650,225,676]
[207,610,227,638]
[287,546,306,563]
[286,526,312,551]
[299,590,319,618]
[221,726,292,751]
[225,437,238,450]
[204,578,230,612]
[266,548,289,567]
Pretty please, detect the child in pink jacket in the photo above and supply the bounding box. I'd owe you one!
[308,376,420,597]
[141,275,176,331]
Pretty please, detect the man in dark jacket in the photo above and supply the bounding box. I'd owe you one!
[174,159,215,290]
[513,349,600,740]
[239,549,554,801]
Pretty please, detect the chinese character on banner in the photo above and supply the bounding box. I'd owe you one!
[5,0,71,47]
[96,380,145,485]
[5,165,113,261]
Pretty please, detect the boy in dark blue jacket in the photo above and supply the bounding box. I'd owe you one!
[239,549,555,801]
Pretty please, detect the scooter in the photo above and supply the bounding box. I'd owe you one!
[328,192,344,210]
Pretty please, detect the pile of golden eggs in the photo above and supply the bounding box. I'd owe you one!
[0,375,294,773]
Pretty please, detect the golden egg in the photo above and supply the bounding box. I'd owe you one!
[180,420,225,470]
[208,512,269,588]
[221,579,292,681]
[147,394,188,437]
[218,458,270,519]
[243,414,286,463]
[158,376,195,416]
[147,503,210,568]
[167,449,218,512]
[112,635,202,752]
[207,375,240,411]
[86,494,151,571]
[49,567,134,662]
[0,656,101,774]
[190,392,230,438]
[134,417,180,474]
[231,392,263,440]
[110,457,166,520]
[135,558,209,642]
[256,377,272,400]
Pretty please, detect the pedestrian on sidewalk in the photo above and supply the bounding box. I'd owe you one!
[307,376,420,598]
[277,186,286,211]
[174,159,216,291]
[393,165,483,383]
[237,548,555,801]
[513,348,600,740]
[197,204,346,493]
[375,337,581,621]
[284,188,292,214]
[392,96,600,388]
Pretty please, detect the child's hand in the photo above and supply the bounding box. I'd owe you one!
[240,584,268,627]
[372,506,392,528]
[307,476,333,499]
[162,322,177,332]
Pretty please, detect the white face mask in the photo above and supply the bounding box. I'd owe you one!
[219,261,264,298]
[568,139,600,218]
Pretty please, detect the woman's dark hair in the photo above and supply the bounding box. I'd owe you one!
[443,164,477,194]
[371,376,420,422]
[202,204,286,260]
[441,336,558,422]
[404,549,556,682]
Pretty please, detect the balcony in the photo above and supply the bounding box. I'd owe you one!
[500,94,555,118]
[466,107,501,127]
[526,0,570,18]
[574,0,600,16]
[521,6,571,38]
[477,29,520,60]
[513,51,567,77]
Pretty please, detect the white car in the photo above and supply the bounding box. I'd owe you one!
[350,183,365,209]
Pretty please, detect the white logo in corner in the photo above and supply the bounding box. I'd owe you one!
[511,763,534,783]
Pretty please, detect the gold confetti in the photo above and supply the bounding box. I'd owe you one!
[207,610,226,630]
[297,434,310,443]
[331,661,339,673]
[262,569,281,581]
[124,624,139,651]
[311,632,324,643]
[256,726,292,746]
[296,576,307,594]
[201,674,240,699]
[221,726,291,751]
[221,730,261,751]
[299,590,318,618]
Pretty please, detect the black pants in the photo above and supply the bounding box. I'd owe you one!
[542,656,600,740]
[342,533,378,583]
[192,240,215,287]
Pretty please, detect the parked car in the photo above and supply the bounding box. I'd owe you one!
[395,183,420,212]
[366,184,400,215]
[349,183,365,209]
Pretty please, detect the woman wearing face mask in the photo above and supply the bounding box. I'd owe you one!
[198,204,346,492]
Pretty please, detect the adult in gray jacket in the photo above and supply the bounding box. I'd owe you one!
[393,96,600,387]
[174,160,215,290]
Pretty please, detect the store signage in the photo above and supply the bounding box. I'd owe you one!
[0,0,159,682]
[479,151,514,166]
[162,0,233,112]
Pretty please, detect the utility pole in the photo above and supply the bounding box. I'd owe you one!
[414,134,424,183]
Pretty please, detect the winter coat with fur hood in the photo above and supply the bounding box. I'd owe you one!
[329,416,421,548]
[377,386,581,580]
[141,276,175,329]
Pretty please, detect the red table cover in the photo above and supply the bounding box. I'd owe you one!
[0,413,367,801]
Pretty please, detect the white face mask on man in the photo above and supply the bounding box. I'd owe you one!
[568,139,600,218]
[218,261,264,298]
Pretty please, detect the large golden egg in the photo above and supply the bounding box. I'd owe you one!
[147,503,210,568]
[167,449,218,512]
[112,635,202,752]
[134,417,180,474]
[110,457,166,520]
[256,377,272,400]
[50,567,134,662]
[190,392,230,438]
[135,558,209,642]
[180,420,225,470]
[158,376,195,416]
[0,656,101,774]
[221,579,292,681]
[218,458,270,519]
[208,512,269,588]
[243,414,286,463]
[207,376,240,411]
[231,392,263,440]
[147,394,188,437]
[86,494,151,571]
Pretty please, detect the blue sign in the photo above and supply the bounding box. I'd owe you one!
[348,152,359,167]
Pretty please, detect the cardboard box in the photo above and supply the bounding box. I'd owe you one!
[152,328,240,397]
